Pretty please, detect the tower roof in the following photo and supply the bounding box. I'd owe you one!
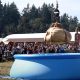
[54,0,60,22]
[56,0,58,9]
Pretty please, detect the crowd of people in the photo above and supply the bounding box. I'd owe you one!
[0,42,80,61]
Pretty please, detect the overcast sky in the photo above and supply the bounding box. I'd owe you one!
[2,0,80,22]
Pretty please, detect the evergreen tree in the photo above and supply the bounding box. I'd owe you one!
[61,13,70,30]
[41,3,51,24]
[3,2,20,35]
[69,16,78,31]
[30,5,39,20]
[0,0,3,36]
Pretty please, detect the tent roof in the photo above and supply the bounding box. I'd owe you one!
[3,33,46,42]
[2,32,80,43]
[5,33,46,39]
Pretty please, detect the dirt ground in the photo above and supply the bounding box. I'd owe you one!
[0,61,13,75]
[0,61,15,80]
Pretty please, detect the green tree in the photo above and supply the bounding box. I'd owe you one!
[61,13,70,30]
[41,3,51,24]
[30,5,39,20]
[8,2,20,25]
[3,2,20,35]
[69,16,78,31]
[0,0,3,36]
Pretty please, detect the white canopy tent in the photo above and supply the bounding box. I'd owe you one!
[3,33,46,43]
[2,32,80,43]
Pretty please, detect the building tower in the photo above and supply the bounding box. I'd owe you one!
[54,0,60,22]
[44,1,71,44]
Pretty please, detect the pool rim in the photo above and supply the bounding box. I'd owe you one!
[14,53,80,59]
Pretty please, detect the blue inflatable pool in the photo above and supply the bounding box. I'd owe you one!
[10,53,80,80]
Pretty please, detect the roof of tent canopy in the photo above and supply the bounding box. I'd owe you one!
[3,33,46,42]
[2,32,80,43]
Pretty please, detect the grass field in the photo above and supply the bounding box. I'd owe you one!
[0,61,13,75]
[0,61,15,80]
